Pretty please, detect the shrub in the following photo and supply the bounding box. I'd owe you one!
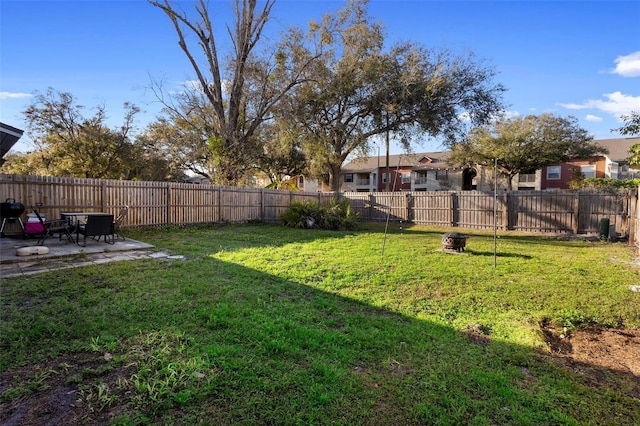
[580,178,640,189]
[280,198,359,230]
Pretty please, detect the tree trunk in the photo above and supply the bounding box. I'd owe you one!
[330,163,343,193]
[506,174,514,191]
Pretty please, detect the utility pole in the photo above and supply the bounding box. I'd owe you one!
[376,142,380,192]
[385,111,390,192]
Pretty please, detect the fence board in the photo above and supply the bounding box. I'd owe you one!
[633,188,639,249]
[411,191,452,225]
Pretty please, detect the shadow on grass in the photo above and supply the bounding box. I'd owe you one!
[1,249,638,425]
[464,249,533,259]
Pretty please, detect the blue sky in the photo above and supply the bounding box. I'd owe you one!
[1,0,639,154]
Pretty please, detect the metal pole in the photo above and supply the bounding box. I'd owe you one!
[494,158,498,268]
[382,156,402,258]
[385,113,390,192]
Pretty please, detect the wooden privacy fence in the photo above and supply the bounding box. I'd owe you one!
[1,174,637,241]
[634,187,640,249]
[340,189,638,237]
[0,174,328,228]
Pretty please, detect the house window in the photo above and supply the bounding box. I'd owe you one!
[435,170,448,181]
[298,176,304,189]
[518,173,536,183]
[344,174,353,183]
[580,165,595,179]
[401,172,410,184]
[414,172,428,185]
[547,166,561,180]
[382,173,388,183]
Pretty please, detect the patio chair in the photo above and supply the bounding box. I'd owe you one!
[76,214,115,247]
[26,206,75,245]
[113,206,128,240]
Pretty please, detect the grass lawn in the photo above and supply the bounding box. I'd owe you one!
[1,222,639,425]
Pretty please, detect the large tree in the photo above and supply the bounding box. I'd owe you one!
[148,0,315,185]
[1,88,184,181]
[449,114,605,190]
[277,0,506,191]
[11,88,140,179]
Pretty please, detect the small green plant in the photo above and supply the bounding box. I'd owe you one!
[89,335,118,352]
[556,309,592,330]
[29,369,52,392]
[80,382,120,412]
[579,177,640,189]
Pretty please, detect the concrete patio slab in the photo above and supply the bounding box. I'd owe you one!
[0,234,166,277]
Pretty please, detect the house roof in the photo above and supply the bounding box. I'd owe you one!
[342,151,453,173]
[341,137,640,173]
[0,122,24,159]
[593,137,640,162]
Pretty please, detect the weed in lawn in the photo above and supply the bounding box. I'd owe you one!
[28,368,52,392]
[89,335,118,353]
[79,382,120,413]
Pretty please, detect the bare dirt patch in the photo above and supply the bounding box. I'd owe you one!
[540,324,640,399]
[0,352,136,426]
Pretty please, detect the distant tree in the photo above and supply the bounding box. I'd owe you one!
[449,114,605,190]
[613,111,640,167]
[277,0,505,191]
[15,88,140,179]
[253,121,307,188]
[0,152,49,175]
[127,132,187,181]
[629,145,640,168]
[139,111,217,182]
[148,0,315,185]
[614,111,640,136]
[0,88,183,181]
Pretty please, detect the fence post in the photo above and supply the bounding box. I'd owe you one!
[101,181,108,212]
[450,192,458,226]
[629,190,637,246]
[406,193,413,222]
[369,193,375,221]
[572,192,580,234]
[218,186,223,222]
[502,192,510,231]
[166,182,172,226]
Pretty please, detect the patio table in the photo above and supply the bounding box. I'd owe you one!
[62,213,115,246]
[61,212,112,236]
[61,212,111,224]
